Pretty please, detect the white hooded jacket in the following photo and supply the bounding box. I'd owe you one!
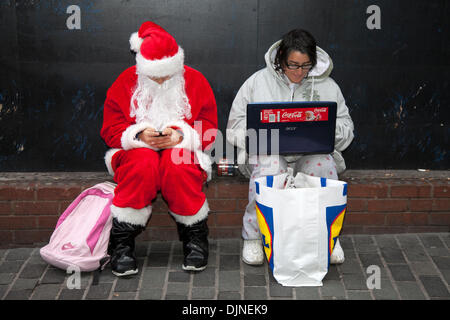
[226,40,354,177]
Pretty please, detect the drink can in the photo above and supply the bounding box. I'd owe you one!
[217,158,238,176]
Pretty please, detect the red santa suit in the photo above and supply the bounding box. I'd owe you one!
[100,22,217,228]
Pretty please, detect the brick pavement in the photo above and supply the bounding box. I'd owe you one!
[0,233,449,300]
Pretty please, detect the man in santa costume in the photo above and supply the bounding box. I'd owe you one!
[100,21,217,277]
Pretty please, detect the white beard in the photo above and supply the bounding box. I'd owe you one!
[129,72,192,130]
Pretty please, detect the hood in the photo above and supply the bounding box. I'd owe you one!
[264,39,333,83]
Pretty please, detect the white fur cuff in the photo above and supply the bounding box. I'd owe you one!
[167,120,202,152]
[169,200,209,226]
[121,121,158,151]
[111,204,152,227]
[104,148,121,176]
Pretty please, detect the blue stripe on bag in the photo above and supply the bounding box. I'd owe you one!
[266,176,274,188]
[343,183,348,196]
[321,177,327,187]
[255,181,260,195]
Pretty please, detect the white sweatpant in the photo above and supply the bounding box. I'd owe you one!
[242,154,338,240]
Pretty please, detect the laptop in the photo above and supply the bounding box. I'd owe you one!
[246,101,337,155]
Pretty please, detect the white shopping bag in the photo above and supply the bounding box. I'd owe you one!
[254,171,347,287]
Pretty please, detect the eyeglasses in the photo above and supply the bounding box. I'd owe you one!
[285,63,313,71]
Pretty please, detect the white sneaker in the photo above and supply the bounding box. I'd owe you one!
[242,239,264,265]
[330,238,345,264]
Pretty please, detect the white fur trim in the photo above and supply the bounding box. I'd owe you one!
[129,32,143,53]
[169,200,209,226]
[167,120,201,152]
[121,121,158,151]
[111,204,152,227]
[104,148,121,176]
[166,120,212,181]
[136,47,184,78]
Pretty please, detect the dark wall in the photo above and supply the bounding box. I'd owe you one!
[1,0,448,171]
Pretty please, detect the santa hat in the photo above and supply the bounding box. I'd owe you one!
[129,21,184,78]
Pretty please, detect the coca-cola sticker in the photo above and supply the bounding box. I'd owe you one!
[260,107,328,123]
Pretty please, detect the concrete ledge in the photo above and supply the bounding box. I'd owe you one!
[0,170,449,247]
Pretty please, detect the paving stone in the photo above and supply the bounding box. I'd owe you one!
[346,290,373,300]
[5,248,34,261]
[243,263,266,275]
[338,258,363,274]
[419,235,445,248]
[397,234,420,249]
[193,268,216,287]
[342,273,368,290]
[19,263,47,279]
[4,289,33,300]
[269,283,293,298]
[169,254,184,270]
[0,261,23,273]
[138,288,162,300]
[244,274,266,286]
[31,284,61,300]
[1,234,448,301]
[381,248,406,264]
[168,271,190,282]
[58,288,85,300]
[323,265,341,281]
[85,282,113,300]
[219,255,240,271]
[11,278,38,291]
[111,292,136,300]
[358,253,383,269]
[375,235,400,249]
[218,291,241,300]
[166,282,189,296]
[430,256,450,271]
[219,270,240,292]
[371,279,399,300]
[219,239,241,254]
[141,267,167,289]
[395,281,426,300]
[402,247,429,262]
[388,264,415,281]
[147,252,169,267]
[294,287,320,300]
[410,261,439,275]
[321,280,346,298]
[115,276,140,292]
[40,267,67,284]
[0,273,15,285]
[244,286,267,299]
[419,275,450,298]
[149,241,172,253]
[191,287,215,299]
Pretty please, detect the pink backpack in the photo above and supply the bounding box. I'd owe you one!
[40,182,116,272]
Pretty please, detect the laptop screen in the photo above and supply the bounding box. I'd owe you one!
[246,101,337,155]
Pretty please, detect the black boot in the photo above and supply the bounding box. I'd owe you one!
[108,218,145,277]
[176,218,209,271]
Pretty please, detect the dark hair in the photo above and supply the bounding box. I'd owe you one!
[274,29,317,72]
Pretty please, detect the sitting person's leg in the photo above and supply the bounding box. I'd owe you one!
[159,148,209,271]
[294,154,344,264]
[109,148,159,276]
[242,155,288,265]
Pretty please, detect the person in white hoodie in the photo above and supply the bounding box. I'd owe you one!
[226,29,354,265]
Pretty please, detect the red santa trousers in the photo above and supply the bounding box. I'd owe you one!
[111,147,207,224]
